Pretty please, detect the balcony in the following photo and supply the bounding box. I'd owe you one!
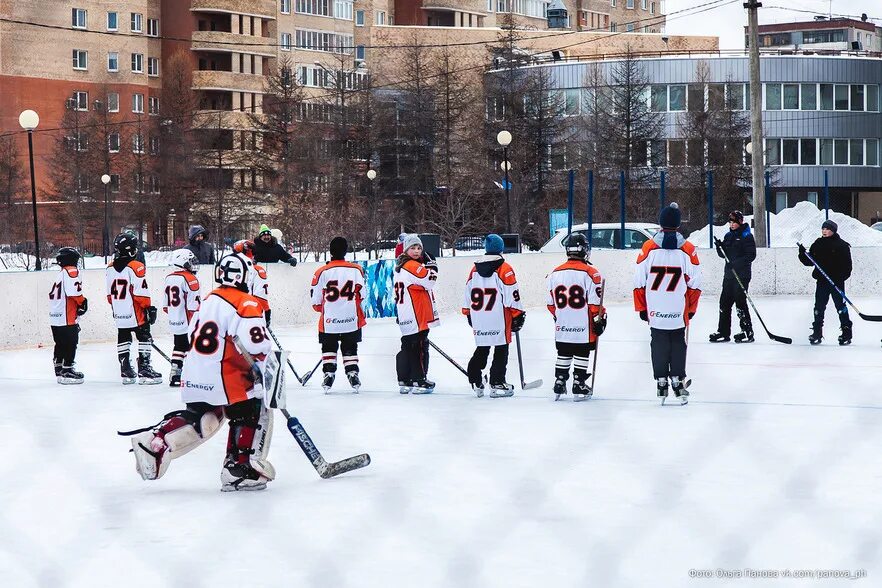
[422,0,489,14]
[192,31,275,57]
[190,0,275,19]
[192,70,266,93]
[193,110,263,131]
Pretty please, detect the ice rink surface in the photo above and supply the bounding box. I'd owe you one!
[2,295,881,587]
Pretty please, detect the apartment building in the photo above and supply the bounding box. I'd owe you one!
[747,17,882,53]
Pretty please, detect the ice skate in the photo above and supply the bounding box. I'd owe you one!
[120,359,137,385]
[553,376,567,401]
[411,379,435,394]
[169,365,182,388]
[657,378,669,404]
[708,332,730,343]
[572,377,592,402]
[346,371,361,392]
[398,381,412,394]
[58,365,84,385]
[472,381,485,398]
[138,360,163,385]
[488,382,514,398]
[54,360,62,378]
[838,324,852,346]
[671,377,689,405]
[808,326,823,345]
[322,372,335,392]
[221,460,269,492]
[733,330,754,343]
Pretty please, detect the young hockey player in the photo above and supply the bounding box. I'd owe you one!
[709,210,756,343]
[633,203,701,405]
[164,249,201,387]
[394,234,439,394]
[462,234,525,398]
[798,220,853,345]
[49,247,88,384]
[545,233,606,400]
[106,232,161,385]
[310,237,366,392]
[126,252,276,492]
[233,240,271,326]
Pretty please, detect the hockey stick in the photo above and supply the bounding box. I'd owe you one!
[265,326,306,384]
[427,339,470,380]
[514,332,543,390]
[232,336,371,479]
[717,244,793,343]
[588,279,607,396]
[799,243,882,322]
[298,359,323,386]
[150,341,173,364]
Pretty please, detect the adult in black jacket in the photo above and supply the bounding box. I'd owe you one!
[710,211,757,343]
[252,224,297,266]
[184,225,215,264]
[798,219,852,345]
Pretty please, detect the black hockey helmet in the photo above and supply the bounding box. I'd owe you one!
[564,232,589,260]
[55,246,80,267]
[113,232,139,259]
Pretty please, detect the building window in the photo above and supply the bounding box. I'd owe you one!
[76,175,90,193]
[834,84,848,110]
[626,0,634,8]
[281,33,292,51]
[296,0,330,17]
[295,29,353,54]
[334,0,353,20]
[133,173,144,194]
[71,132,89,152]
[726,83,745,110]
[564,89,580,116]
[782,83,799,110]
[355,10,364,25]
[867,85,879,112]
[131,13,143,33]
[107,52,119,72]
[109,174,120,193]
[800,84,816,110]
[610,22,617,32]
[850,139,864,165]
[850,84,865,111]
[281,0,291,13]
[132,93,144,113]
[108,92,119,112]
[765,139,781,165]
[650,1,655,13]
[108,132,121,153]
[611,0,616,6]
[148,57,159,76]
[72,49,88,70]
[765,83,781,110]
[71,8,87,29]
[133,134,145,154]
[867,139,879,166]
[669,85,686,111]
[147,18,159,37]
[820,139,834,165]
[800,138,817,165]
[641,0,647,8]
[834,139,849,164]
[355,45,365,61]
[819,84,833,110]
[376,11,386,25]
[71,91,88,111]
[148,175,160,194]
[626,23,634,32]
[149,96,160,115]
[132,53,144,73]
[107,12,118,31]
[149,136,160,155]
[650,85,667,111]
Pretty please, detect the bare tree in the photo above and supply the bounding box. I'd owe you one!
[0,135,29,251]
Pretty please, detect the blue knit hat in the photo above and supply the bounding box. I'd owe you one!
[484,234,504,255]
[659,202,681,229]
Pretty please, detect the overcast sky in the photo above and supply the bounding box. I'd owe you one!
[665,0,881,50]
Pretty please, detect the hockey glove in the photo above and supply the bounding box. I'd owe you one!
[798,243,807,256]
[264,309,272,328]
[288,258,298,267]
[639,310,648,322]
[511,312,526,332]
[76,298,89,316]
[592,313,607,336]
[147,306,158,325]
[714,237,724,255]
[422,253,438,273]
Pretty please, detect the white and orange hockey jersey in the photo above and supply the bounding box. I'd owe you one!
[251,264,270,314]
[633,234,702,330]
[310,260,366,334]
[394,257,439,336]
[546,259,604,344]
[49,266,86,327]
[461,256,523,347]
[181,287,270,406]
[163,270,201,335]
[106,259,151,328]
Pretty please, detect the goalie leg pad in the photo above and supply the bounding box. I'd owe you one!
[131,404,225,481]
[222,399,275,491]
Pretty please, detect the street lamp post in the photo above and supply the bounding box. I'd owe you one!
[366,169,377,259]
[101,174,111,262]
[496,130,512,233]
[19,110,41,270]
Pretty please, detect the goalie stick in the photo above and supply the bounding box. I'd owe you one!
[716,242,792,343]
[799,243,882,322]
[232,336,371,479]
[265,326,306,384]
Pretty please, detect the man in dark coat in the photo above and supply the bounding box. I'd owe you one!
[710,210,757,343]
[253,224,297,266]
[798,219,852,345]
[184,225,215,265]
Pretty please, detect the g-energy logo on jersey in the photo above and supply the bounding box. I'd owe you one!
[474,329,500,337]
[184,381,215,392]
[114,312,133,320]
[326,317,356,324]
[399,319,414,326]
[556,326,586,333]
[649,311,682,319]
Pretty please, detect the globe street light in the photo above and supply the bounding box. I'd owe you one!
[101,174,112,262]
[496,130,513,232]
[366,169,377,258]
[19,110,41,270]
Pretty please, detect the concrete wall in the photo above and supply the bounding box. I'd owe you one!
[4,248,881,349]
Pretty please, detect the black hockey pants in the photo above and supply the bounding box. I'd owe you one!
[812,280,851,331]
[52,325,79,366]
[396,330,429,383]
[467,344,509,386]
[650,327,687,380]
[717,276,752,336]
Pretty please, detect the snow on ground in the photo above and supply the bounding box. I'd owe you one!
[2,295,881,587]
[689,201,882,248]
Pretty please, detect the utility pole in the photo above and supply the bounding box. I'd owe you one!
[746,0,767,247]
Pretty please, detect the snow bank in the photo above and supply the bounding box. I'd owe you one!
[688,201,882,248]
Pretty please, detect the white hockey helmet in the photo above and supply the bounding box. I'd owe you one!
[170,248,199,272]
[215,253,254,292]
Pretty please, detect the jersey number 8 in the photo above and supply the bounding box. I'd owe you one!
[553,285,586,309]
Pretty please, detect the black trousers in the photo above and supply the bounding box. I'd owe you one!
[718,276,751,335]
[396,330,429,383]
[555,341,593,381]
[319,330,361,373]
[813,280,851,329]
[650,327,687,379]
[468,344,509,385]
[51,325,79,366]
[171,334,190,369]
[117,324,152,364]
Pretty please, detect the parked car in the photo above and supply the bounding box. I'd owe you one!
[871,222,882,232]
[539,222,661,253]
